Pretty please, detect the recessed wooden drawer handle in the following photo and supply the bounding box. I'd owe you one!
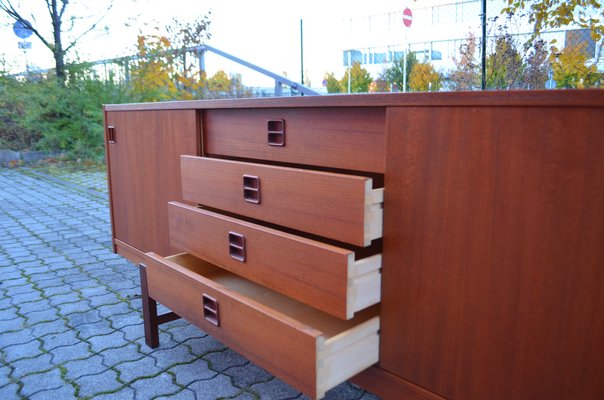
[267,119,285,146]
[228,231,246,262]
[107,126,116,144]
[243,175,261,204]
[202,294,220,326]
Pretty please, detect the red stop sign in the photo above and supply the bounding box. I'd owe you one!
[403,8,413,27]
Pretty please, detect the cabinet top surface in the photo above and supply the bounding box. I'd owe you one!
[104,90,604,111]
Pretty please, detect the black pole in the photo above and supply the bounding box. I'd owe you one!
[300,19,304,88]
[481,0,487,90]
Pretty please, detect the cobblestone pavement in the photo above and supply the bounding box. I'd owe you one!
[0,166,381,400]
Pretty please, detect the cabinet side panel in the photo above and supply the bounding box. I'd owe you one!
[106,109,199,258]
[381,105,604,400]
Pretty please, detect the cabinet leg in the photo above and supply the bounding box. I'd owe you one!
[139,263,160,348]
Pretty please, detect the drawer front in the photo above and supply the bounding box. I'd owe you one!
[181,156,383,247]
[144,252,380,399]
[168,202,382,319]
[203,108,386,173]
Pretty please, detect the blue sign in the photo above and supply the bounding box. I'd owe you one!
[13,20,33,39]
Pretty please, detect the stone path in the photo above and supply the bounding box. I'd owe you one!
[0,166,380,400]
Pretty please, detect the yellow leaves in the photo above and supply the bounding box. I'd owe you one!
[549,43,600,88]
[409,63,441,92]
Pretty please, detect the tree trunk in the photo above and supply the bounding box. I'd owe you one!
[51,0,66,82]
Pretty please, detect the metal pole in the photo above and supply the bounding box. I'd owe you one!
[347,51,351,93]
[300,19,304,87]
[481,0,487,90]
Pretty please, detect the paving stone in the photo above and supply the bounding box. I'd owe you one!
[42,329,80,350]
[0,314,26,331]
[56,299,91,316]
[75,368,121,398]
[0,383,19,399]
[91,386,135,400]
[99,342,144,368]
[187,374,241,399]
[322,382,367,400]
[115,355,165,384]
[49,293,81,307]
[19,367,64,398]
[88,330,126,353]
[251,377,302,400]
[205,348,249,373]
[155,387,197,400]
[164,322,204,343]
[49,341,92,364]
[17,298,53,315]
[88,292,122,308]
[29,384,76,400]
[65,308,102,328]
[0,365,11,387]
[183,335,226,357]
[128,372,182,399]
[64,354,107,380]
[76,318,115,339]
[229,392,258,400]
[110,312,141,330]
[31,318,68,337]
[97,302,134,319]
[24,307,60,325]
[169,359,217,386]
[151,345,198,369]
[224,362,273,388]
[2,339,43,362]
[0,328,36,348]
[79,285,114,300]
[117,323,145,342]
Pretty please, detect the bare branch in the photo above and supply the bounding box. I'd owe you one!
[0,0,54,50]
[64,0,114,53]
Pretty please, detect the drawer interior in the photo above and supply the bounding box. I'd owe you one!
[166,253,379,338]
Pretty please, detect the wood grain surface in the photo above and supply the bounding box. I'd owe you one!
[381,105,604,400]
[180,156,380,246]
[105,110,199,258]
[203,107,386,172]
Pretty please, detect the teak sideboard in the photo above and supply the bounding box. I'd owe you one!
[104,91,604,400]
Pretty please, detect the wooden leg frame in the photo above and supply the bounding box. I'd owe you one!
[139,263,181,348]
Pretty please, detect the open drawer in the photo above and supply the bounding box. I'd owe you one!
[168,201,381,320]
[181,156,383,247]
[142,252,380,400]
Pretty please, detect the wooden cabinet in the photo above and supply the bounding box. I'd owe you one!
[105,92,604,400]
[104,109,199,262]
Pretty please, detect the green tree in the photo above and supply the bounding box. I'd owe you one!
[384,52,418,92]
[0,0,115,82]
[206,70,232,98]
[409,63,442,91]
[324,72,343,93]
[486,34,525,89]
[341,62,373,93]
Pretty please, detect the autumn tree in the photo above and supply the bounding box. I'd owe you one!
[409,63,442,91]
[130,34,180,102]
[450,33,481,90]
[523,39,549,88]
[166,13,212,98]
[0,0,115,81]
[502,0,603,79]
[341,62,373,93]
[550,43,600,87]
